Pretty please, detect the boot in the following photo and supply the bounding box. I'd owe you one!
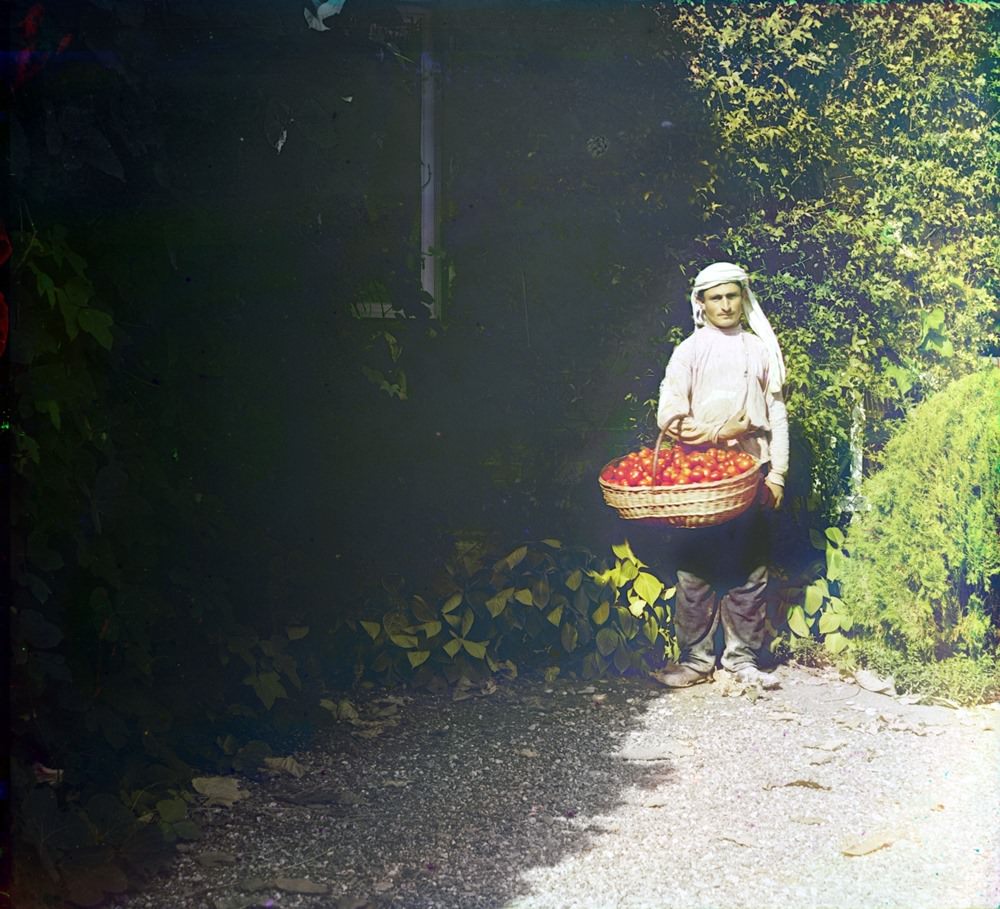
[651,663,714,688]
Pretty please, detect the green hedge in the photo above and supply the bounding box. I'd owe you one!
[840,368,1000,661]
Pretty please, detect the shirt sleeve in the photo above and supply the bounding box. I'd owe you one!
[656,343,716,445]
[765,389,789,486]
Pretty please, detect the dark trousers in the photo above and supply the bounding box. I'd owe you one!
[633,507,770,671]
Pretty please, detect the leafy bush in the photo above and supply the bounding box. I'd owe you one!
[839,368,1000,662]
[352,538,680,688]
[669,3,1000,518]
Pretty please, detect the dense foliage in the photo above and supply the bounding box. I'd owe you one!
[839,369,1000,662]
[354,538,679,687]
[667,2,1000,517]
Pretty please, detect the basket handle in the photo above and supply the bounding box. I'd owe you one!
[650,423,673,481]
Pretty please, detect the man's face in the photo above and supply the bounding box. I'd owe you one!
[700,282,744,329]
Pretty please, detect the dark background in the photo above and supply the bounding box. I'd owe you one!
[12,0,719,605]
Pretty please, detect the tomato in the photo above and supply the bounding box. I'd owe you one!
[708,469,723,482]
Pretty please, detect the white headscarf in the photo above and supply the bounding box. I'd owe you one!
[690,262,786,394]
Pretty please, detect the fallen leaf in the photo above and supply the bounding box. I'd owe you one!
[804,738,848,752]
[841,830,895,856]
[382,779,411,788]
[766,710,801,722]
[273,877,329,894]
[192,777,248,807]
[264,756,306,778]
[809,754,834,765]
[716,835,753,848]
[517,748,540,758]
[790,815,826,825]
[854,669,896,695]
[765,779,831,791]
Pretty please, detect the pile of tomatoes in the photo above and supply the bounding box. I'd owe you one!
[601,444,756,488]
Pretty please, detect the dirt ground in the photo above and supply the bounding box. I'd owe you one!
[113,662,1000,909]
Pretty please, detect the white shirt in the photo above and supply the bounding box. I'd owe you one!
[656,322,789,485]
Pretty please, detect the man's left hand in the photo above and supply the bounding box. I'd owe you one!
[762,478,784,510]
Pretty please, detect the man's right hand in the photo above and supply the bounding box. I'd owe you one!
[715,410,750,442]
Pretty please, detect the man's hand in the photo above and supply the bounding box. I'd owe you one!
[715,410,750,442]
[762,478,784,510]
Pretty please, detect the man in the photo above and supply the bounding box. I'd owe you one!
[651,262,789,689]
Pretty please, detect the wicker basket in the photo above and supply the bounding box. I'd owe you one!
[599,428,761,528]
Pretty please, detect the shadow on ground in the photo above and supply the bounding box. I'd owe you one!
[117,675,669,909]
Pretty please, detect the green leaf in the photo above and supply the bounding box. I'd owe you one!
[411,595,438,622]
[460,609,474,638]
[592,601,610,625]
[541,539,562,548]
[505,545,528,569]
[922,306,945,332]
[77,308,114,350]
[611,541,637,562]
[443,638,462,658]
[826,547,847,582]
[442,593,463,614]
[389,633,419,649]
[643,615,659,644]
[547,604,563,627]
[824,631,848,654]
[172,820,201,841]
[616,559,639,583]
[286,625,309,641]
[514,588,534,606]
[839,613,854,632]
[804,584,825,616]
[786,605,811,638]
[565,569,583,591]
[251,671,287,709]
[561,622,579,652]
[632,571,664,606]
[626,590,646,618]
[531,576,551,609]
[419,621,443,638]
[462,639,487,659]
[485,587,513,617]
[818,611,841,634]
[596,627,620,657]
[662,586,676,600]
[824,526,845,547]
[155,798,187,824]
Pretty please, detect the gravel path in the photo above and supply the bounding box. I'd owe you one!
[114,663,1000,909]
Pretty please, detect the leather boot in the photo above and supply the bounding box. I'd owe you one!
[650,663,714,688]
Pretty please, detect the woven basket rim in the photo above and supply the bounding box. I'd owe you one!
[597,457,760,491]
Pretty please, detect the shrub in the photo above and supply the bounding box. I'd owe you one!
[839,368,1000,661]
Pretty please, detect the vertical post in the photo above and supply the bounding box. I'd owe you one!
[419,9,440,318]
[845,398,865,514]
